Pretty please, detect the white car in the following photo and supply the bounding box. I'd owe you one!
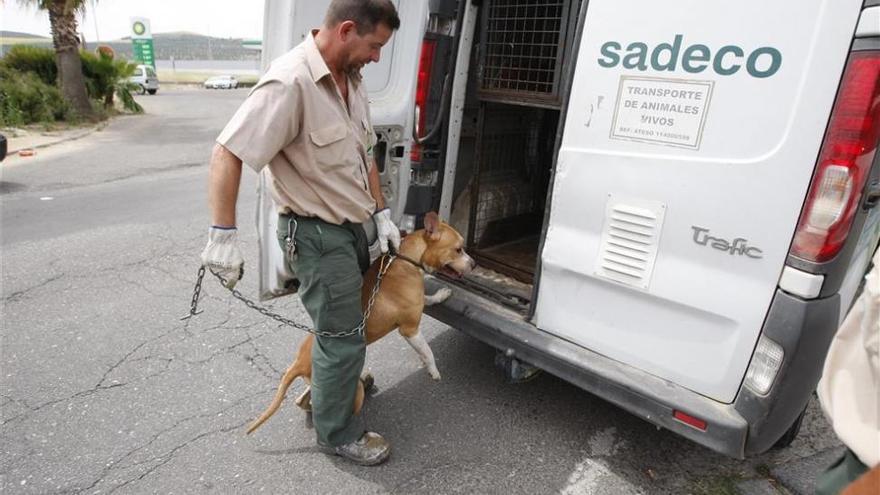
[204,75,239,89]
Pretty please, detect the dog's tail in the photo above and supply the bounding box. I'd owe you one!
[246,361,304,434]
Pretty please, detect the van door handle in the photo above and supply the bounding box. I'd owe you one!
[863,181,880,210]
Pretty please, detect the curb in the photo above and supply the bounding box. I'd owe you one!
[7,121,108,155]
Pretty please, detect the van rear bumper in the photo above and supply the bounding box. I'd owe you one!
[424,277,750,458]
[425,276,842,458]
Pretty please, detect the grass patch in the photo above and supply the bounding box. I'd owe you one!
[0,37,52,45]
[156,69,258,85]
[755,464,773,478]
[691,475,742,495]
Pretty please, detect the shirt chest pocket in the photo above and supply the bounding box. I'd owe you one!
[309,123,350,167]
[360,117,375,157]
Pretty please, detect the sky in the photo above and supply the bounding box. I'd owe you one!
[1,0,264,41]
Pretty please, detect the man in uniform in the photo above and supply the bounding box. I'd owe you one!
[200,0,401,466]
[815,247,879,494]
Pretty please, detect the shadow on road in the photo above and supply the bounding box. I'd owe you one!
[245,326,767,494]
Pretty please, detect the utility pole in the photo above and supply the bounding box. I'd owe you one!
[206,23,213,60]
[90,0,100,42]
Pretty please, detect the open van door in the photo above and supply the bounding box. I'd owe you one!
[534,0,864,403]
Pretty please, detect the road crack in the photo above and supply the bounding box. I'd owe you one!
[3,273,65,303]
[72,390,267,494]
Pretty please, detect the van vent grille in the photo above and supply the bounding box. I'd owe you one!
[478,0,577,105]
[595,198,667,290]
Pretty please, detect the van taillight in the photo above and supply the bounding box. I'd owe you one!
[791,51,880,263]
[411,39,437,162]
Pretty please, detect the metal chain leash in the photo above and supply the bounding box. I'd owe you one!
[181,254,396,338]
[184,265,206,319]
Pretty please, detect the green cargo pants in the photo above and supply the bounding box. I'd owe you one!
[815,448,868,495]
[278,214,368,447]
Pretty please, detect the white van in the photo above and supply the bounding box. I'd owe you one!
[261,0,880,458]
[129,64,159,95]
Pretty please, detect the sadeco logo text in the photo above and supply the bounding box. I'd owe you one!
[598,34,782,78]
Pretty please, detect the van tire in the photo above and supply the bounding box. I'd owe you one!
[772,405,807,449]
[147,89,157,95]
[137,85,146,95]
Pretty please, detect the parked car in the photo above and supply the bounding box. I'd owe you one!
[128,64,159,95]
[261,0,880,459]
[204,75,239,89]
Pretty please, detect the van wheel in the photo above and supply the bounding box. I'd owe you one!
[147,89,157,95]
[772,406,807,449]
[138,85,146,95]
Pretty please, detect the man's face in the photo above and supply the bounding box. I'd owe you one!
[341,22,393,74]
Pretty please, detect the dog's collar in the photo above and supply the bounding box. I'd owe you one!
[390,252,425,272]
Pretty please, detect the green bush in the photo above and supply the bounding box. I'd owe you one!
[1,45,57,86]
[0,66,69,126]
[80,50,143,113]
[1,45,142,123]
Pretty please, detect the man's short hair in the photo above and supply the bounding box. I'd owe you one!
[325,0,401,35]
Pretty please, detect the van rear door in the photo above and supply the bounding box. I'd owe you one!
[534,0,863,403]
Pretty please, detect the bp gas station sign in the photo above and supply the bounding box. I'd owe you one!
[130,17,155,68]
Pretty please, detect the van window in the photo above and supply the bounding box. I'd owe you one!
[145,67,157,78]
[133,68,144,77]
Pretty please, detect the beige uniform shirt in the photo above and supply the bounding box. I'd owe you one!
[217,33,378,225]
[818,248,880,467]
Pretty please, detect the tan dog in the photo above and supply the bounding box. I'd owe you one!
[246,212,475,434]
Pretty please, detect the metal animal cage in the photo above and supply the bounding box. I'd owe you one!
[472,106,538,247]
[469,103,557,281]
[478,0,577,107]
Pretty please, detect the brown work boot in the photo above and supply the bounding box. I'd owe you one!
[321,431,391,466]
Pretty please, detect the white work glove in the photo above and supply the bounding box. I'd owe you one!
[373,208,401,254]
[200,226,244,289]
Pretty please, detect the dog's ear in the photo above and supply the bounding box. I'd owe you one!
[424,212,442,241]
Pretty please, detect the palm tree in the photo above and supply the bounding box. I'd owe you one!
[18,0,95,119]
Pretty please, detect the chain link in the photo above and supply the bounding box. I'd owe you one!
[182,255,396,338]
[180,266,206,320]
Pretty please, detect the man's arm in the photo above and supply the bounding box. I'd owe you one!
[368,158,385,211]
[201,143,245,288]
[208,143,243,226]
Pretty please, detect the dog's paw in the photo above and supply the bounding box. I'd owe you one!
[425,287,452,306]
[436,287,452,301]
[428,367,441,381]
[295,387,312,412]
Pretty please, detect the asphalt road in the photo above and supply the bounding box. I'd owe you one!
[1,87,842,494]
